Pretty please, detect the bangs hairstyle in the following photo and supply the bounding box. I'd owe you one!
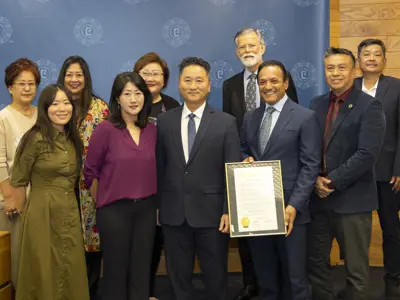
[133,52,170,89]
[108,72,153,129]
[4,58,41,87]
[15,84,83,171]
[57,55,99,125]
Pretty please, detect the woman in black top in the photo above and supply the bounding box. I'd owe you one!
[134,52,180,125]
[134,52,179,300]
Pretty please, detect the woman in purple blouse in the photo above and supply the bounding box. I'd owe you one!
[84,72,156,300]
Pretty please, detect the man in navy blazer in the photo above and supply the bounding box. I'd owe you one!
[241,60,321,300]
[156,57,241,300]
[308,47,386,300]
[355,39,400,300]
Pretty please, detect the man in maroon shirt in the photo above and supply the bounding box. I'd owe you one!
[308,47,386,300]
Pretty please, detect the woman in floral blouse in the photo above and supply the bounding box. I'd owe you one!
[57,56,109,300]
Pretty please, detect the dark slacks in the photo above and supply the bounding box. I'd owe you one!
[149,225,163,297]
[85,251,102,300]
[162,222,229,300]
[97,197,156,300]
[248,224,308,300]
[238,238,258,286]
[377,181,400,299]
[308,211,372,300]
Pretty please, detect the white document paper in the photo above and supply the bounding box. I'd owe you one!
[233,166,278,232]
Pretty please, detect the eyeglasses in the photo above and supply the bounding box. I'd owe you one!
[139,71,163,79]
[237,43,261,52]
[13,82,37,89]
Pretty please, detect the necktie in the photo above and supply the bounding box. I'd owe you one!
[245,73,257,111]
[187,113,196,156]
[259,106,276,154]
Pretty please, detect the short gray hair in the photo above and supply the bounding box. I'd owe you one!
[234,28,265,46]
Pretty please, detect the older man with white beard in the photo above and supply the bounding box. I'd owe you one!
[222,28,299,300]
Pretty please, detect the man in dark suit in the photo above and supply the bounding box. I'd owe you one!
[241,60,321,300]
[222,28,299,300]
[308,47,386,300]
[355,39,400,300]
[156,57,241,300]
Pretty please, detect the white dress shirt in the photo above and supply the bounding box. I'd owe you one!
[362,78,379,97]
[181,102,206,162]
[244,68,261,108]
[260,94,288,136]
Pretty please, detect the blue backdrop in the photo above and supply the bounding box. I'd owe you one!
[0,0,329,109]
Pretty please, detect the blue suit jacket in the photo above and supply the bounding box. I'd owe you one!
[241,99,322,224]
[309,88,386,214]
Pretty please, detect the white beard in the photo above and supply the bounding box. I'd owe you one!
[239,53,263,69]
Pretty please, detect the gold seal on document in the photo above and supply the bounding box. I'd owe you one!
[241,217,250,228]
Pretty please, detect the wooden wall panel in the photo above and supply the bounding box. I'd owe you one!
[341,4,400,20]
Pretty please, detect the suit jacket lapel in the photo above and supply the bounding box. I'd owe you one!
[375,74,390,103]
[262,100,294,157]
[315,94,330,133]
[171,107,186,166]
[186,105,213,166]
[249,106,265,160]
[327,88,357,148]
[236,71,246,116]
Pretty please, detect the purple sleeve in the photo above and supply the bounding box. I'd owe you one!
[83,121,109,188]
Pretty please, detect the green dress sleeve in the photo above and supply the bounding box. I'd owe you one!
[10,133,39,187]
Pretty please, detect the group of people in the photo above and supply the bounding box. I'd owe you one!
[0,27,398,300]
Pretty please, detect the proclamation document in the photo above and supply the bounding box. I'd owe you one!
[225,161,286,238]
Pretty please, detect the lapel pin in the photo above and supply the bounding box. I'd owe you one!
[348,104,353,109]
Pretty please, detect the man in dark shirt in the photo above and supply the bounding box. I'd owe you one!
[308,47,386,300]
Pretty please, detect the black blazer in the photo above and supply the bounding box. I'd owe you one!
[241,99,322,224]
[156,105,241,228]
[355,75,400,181]
[309,88,386,214]
[161,93,181,110]
[223,70,299,130]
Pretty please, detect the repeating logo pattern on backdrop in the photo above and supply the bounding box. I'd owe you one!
[293,0,321,7]
[120,60,135,72]
[0,16,13,44]
[211,60,234,89]
[209,0,234,6]
[291,61,317,90]
[251,19,276,46]
[73,17,103,47]
[162,18,191,48]
[36,59,58,85]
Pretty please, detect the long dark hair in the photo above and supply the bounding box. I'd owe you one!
[57,56,96,125]
[108,72,153,129]
[16,84,83,170]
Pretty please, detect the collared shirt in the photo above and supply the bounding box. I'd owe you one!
[260,94,288,136]
[244,68,261,108]
[362,78,379,97]
[181,101,206,162]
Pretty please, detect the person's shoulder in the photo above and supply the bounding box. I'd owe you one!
[209,106,236,123]
[382,75,400,86]
[161,93,180,107]
[224,71,244,86]
[91,96,109,109]
[95,119,113,131]
[159,106,181,120]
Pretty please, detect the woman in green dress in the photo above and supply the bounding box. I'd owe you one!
[10,84,89,300]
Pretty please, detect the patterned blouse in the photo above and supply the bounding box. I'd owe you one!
[79,97,109,252]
